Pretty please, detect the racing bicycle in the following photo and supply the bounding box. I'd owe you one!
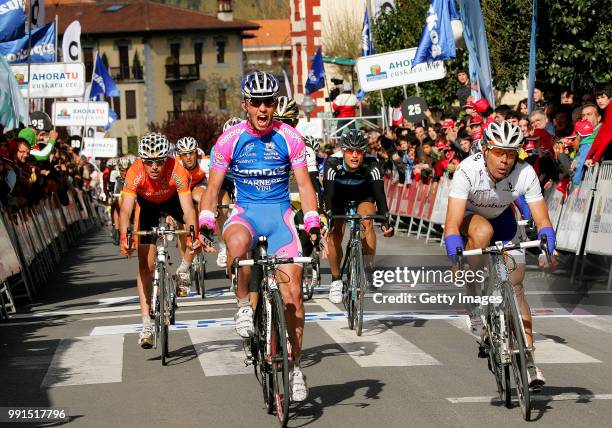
[457,231,550,421]
[127,223,193,366]
[232,237,312,427]
[332,201,386,336]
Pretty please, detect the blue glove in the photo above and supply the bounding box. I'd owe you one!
[444,234,464,262]
[537,227,556,255]
[514,195,531,220]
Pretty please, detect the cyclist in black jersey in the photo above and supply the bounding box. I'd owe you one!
[324,130,394,303]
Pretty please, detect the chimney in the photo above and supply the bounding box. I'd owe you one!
[217,0,233,22]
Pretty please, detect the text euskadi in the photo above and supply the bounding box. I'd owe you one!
[372,293,502,305]
[372,267,486,288]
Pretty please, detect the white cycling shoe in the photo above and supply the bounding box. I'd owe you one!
[234,306,254,338]
[467,312,486,337]
[527,363,546,391]
[328,280,343,304]
[290,367,308,402]
[217,246,227,268]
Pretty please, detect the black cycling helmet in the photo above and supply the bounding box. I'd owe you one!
[340,129,368,150]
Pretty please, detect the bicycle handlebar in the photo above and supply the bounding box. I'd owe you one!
[456,236,551,269]
[332,214,388,221]
[233,256,313,268]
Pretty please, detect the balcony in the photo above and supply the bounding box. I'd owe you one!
[165,64,199,82]
[110,65,143,81]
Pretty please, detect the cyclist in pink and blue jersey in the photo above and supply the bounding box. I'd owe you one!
[198,71,319,402]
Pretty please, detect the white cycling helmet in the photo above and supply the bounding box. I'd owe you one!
[176,136,198,154]
[484,121,523,151]
[303,136,320,152]
[117,156,131,170]
[138,133,169,159]
[241,70,279,99]
[223,117,241,132]
[107,158,117,167]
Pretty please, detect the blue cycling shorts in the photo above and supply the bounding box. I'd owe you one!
[223,201,302,257]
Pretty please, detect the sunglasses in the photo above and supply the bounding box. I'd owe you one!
[489,147,517,158]
[344,148,365,155]
[248,97,276,108]
[143,158,166,166]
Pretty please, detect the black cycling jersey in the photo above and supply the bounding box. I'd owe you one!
[323,156,389,215]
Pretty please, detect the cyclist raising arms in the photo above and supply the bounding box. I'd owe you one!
[119,133,200,348]
[444,121,558,390]
[198,71,319,401]
[325,130,394,304]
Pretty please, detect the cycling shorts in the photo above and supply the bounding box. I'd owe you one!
[224,201,301,257]
[137,193,184,245]
[330,194,375,216]
[464,206,525,264]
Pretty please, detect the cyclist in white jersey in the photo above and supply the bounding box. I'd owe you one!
[444,121,558,391]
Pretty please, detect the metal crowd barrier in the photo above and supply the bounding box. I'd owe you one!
[384,161,612,287]
[0,190,104,320]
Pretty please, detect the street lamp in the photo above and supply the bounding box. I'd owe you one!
[302,94,315,122]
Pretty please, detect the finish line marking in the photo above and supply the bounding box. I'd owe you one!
[89,309,597,336]
[447,393,612,404]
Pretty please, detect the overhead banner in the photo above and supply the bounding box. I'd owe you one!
[0,19,55,64]
[52,101,109,126]
[11,62,85,98]
[82,137,118,159]
[356,47,446,92]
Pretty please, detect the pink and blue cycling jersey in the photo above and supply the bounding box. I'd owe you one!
[211,120,306,204]
[210,120,307,257]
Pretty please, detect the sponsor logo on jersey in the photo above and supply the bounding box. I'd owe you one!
[217,127,242,146]
[233,165,289,177]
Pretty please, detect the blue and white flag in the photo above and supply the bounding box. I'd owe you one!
[0,54,27,130]
[527,0,537,114]
[460,0,495,108]
[361,9,375,57]
[413,0,456,68]
[0,19,54,63]
[0,0,25,42]
[305,47,325,95]
[89,52,119,100]
[103,109,118,131]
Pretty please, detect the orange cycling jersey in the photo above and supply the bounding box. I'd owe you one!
[175,154,209,189]
[122,157,191,203]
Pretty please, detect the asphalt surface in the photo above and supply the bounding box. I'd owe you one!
[2,225,612,427]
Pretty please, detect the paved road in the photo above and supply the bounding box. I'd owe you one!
[2,227,612,427]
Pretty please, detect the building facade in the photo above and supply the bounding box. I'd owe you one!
[48,0,257,154]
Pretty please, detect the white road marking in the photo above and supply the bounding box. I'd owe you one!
[447,393,612,404]
[41,335,124,387]
[189,327,252,376]
[317,319,440,367]
[573,315,612,334]
[532,333,600,364]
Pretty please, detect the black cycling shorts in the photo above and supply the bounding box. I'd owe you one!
[330,194,375,216]
[137,193,184,245]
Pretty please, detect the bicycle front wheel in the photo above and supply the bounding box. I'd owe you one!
[354,250,367,336]
[506,288,531,420]
[159,266,169,366]
[486,304,511,407]
[199,255,207,298]
[270,289,290,426]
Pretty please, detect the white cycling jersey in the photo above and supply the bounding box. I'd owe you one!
[449,152,542,219]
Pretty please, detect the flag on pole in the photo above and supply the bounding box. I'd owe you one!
[29,0,45,29]
[0,0,25,42]
[527,0,537,114]
[0,20,55,64]
[460,0,495,108]
[361,9,375,57]
[90,52,119,100]
[0,55,27,130]
[305,47,325,95]
[412,0,457,68]
[62,20,82,63]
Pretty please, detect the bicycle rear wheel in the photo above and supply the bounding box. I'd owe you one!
[270,289,290,426]
[506,289,531,420]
